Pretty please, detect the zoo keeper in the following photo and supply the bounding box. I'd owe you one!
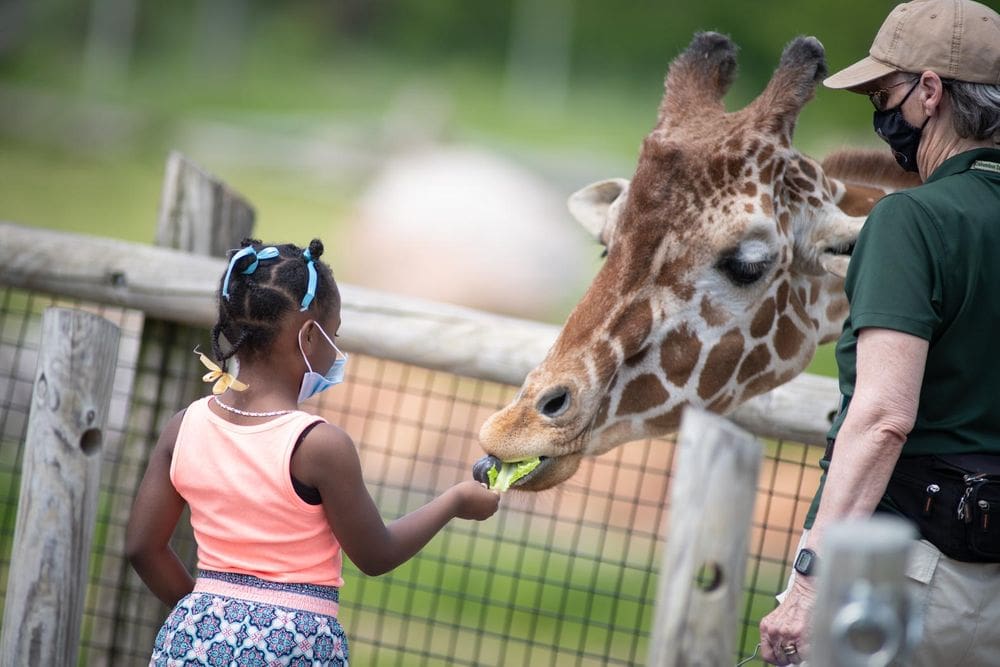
[759,0,1000,664]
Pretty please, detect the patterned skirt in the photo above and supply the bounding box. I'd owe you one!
[149,570,348,667]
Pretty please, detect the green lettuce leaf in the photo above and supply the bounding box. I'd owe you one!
[489,458,542,492]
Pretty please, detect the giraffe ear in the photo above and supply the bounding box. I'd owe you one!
[819,254,851,278]
[567,178,630,243]
[797,205,866,279]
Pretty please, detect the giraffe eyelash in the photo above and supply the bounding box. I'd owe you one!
[716,255,774,286]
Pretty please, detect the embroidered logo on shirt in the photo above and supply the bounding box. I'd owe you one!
[971,160,1000,175]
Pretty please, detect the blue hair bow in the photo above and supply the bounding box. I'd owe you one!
[300,248,318,311]
[222,245,279,300]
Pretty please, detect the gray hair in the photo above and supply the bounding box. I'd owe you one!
[945,80,1000,142]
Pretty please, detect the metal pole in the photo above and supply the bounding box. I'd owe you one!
[811,516,919,667]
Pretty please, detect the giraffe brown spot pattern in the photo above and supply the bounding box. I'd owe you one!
[645,404,684,433]
[738,343,772,383]
[745,370,778,396]
[776,281,790,311]
[697,328,746,399]
[774,314,805,361]
[617,373,670,416]
[707,392,734,413]
[610,299,654,355]
[797,158,817,180]
[700,296,729,327]
[593,395,611,429]
[826,298,849,324]
[661,325,703,387]
[750,297,776,338]
[791,287,812,324]
[759,193,773,215]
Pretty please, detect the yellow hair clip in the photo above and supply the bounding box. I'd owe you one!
[195,348,248,394]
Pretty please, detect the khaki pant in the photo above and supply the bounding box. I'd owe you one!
[779,534,1000,666]
[903,538,1000,666]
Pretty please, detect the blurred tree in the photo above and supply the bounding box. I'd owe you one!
[365,0,512,63]
[330,0,378,39]
[505,0,574,111]
[82,0,137,92]
[0,0,27,56]
[193,0,248,79]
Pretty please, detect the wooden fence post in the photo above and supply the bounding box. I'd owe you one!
[155,150,256,255]
[0,308,120,666]
[647,407,762,667]
[810,516,918,667]
[88,151,255,663]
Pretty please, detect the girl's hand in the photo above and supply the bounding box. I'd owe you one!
[450,480,501,520]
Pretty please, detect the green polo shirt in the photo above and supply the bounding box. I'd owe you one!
[805,147,1000,528]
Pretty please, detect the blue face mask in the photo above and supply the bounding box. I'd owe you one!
[297,322,348,403]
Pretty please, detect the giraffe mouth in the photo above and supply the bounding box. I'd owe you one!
[824,240,856,256]
[471,454,585,491]
[472,455,553,489]
[507,455,553,489]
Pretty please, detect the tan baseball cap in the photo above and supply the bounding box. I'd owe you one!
[824,0,1000,90]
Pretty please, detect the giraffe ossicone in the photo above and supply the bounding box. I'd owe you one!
[477,32,920,491]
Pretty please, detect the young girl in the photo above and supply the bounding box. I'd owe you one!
[126,238,500,666]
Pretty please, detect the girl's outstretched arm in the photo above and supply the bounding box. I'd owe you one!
[293,423,500,576]
[125,409,194,606]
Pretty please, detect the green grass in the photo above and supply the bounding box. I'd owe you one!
[338,528,786,666]
[806,342,838,379]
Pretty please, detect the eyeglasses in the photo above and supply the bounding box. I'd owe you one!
[867,77,920,111]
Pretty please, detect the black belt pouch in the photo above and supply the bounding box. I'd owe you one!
[881,455,1000,562]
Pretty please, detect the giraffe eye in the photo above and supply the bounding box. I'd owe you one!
[717,255,772,285]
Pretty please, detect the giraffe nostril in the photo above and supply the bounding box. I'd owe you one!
[537,387,571,419]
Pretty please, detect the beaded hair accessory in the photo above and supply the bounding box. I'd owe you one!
[195,348,248,394]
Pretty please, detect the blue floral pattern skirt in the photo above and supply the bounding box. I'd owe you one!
[149,571,348,667]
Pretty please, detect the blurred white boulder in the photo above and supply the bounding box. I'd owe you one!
[339,145,597,322]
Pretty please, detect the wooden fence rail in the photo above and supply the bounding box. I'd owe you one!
[0,220,840,446]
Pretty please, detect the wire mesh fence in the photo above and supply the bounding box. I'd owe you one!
[0,284,825,666]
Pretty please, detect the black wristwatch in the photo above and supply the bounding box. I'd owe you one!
[793,548,818,576]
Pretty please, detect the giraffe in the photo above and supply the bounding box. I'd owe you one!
[477,32,921,491]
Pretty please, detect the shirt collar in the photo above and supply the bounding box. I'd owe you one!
[926,147,1000,184]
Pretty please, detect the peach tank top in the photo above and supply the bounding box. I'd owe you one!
[170,396,343,587]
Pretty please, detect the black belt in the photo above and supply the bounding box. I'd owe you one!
[824,438,1000,474]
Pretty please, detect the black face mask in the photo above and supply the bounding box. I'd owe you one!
[872,80,929,173]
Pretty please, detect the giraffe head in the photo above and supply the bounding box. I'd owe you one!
[478,33,873,490]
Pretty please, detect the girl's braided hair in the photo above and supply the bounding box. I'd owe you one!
[211,238,338,370]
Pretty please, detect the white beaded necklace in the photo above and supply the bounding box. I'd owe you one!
[213,396,294,418]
